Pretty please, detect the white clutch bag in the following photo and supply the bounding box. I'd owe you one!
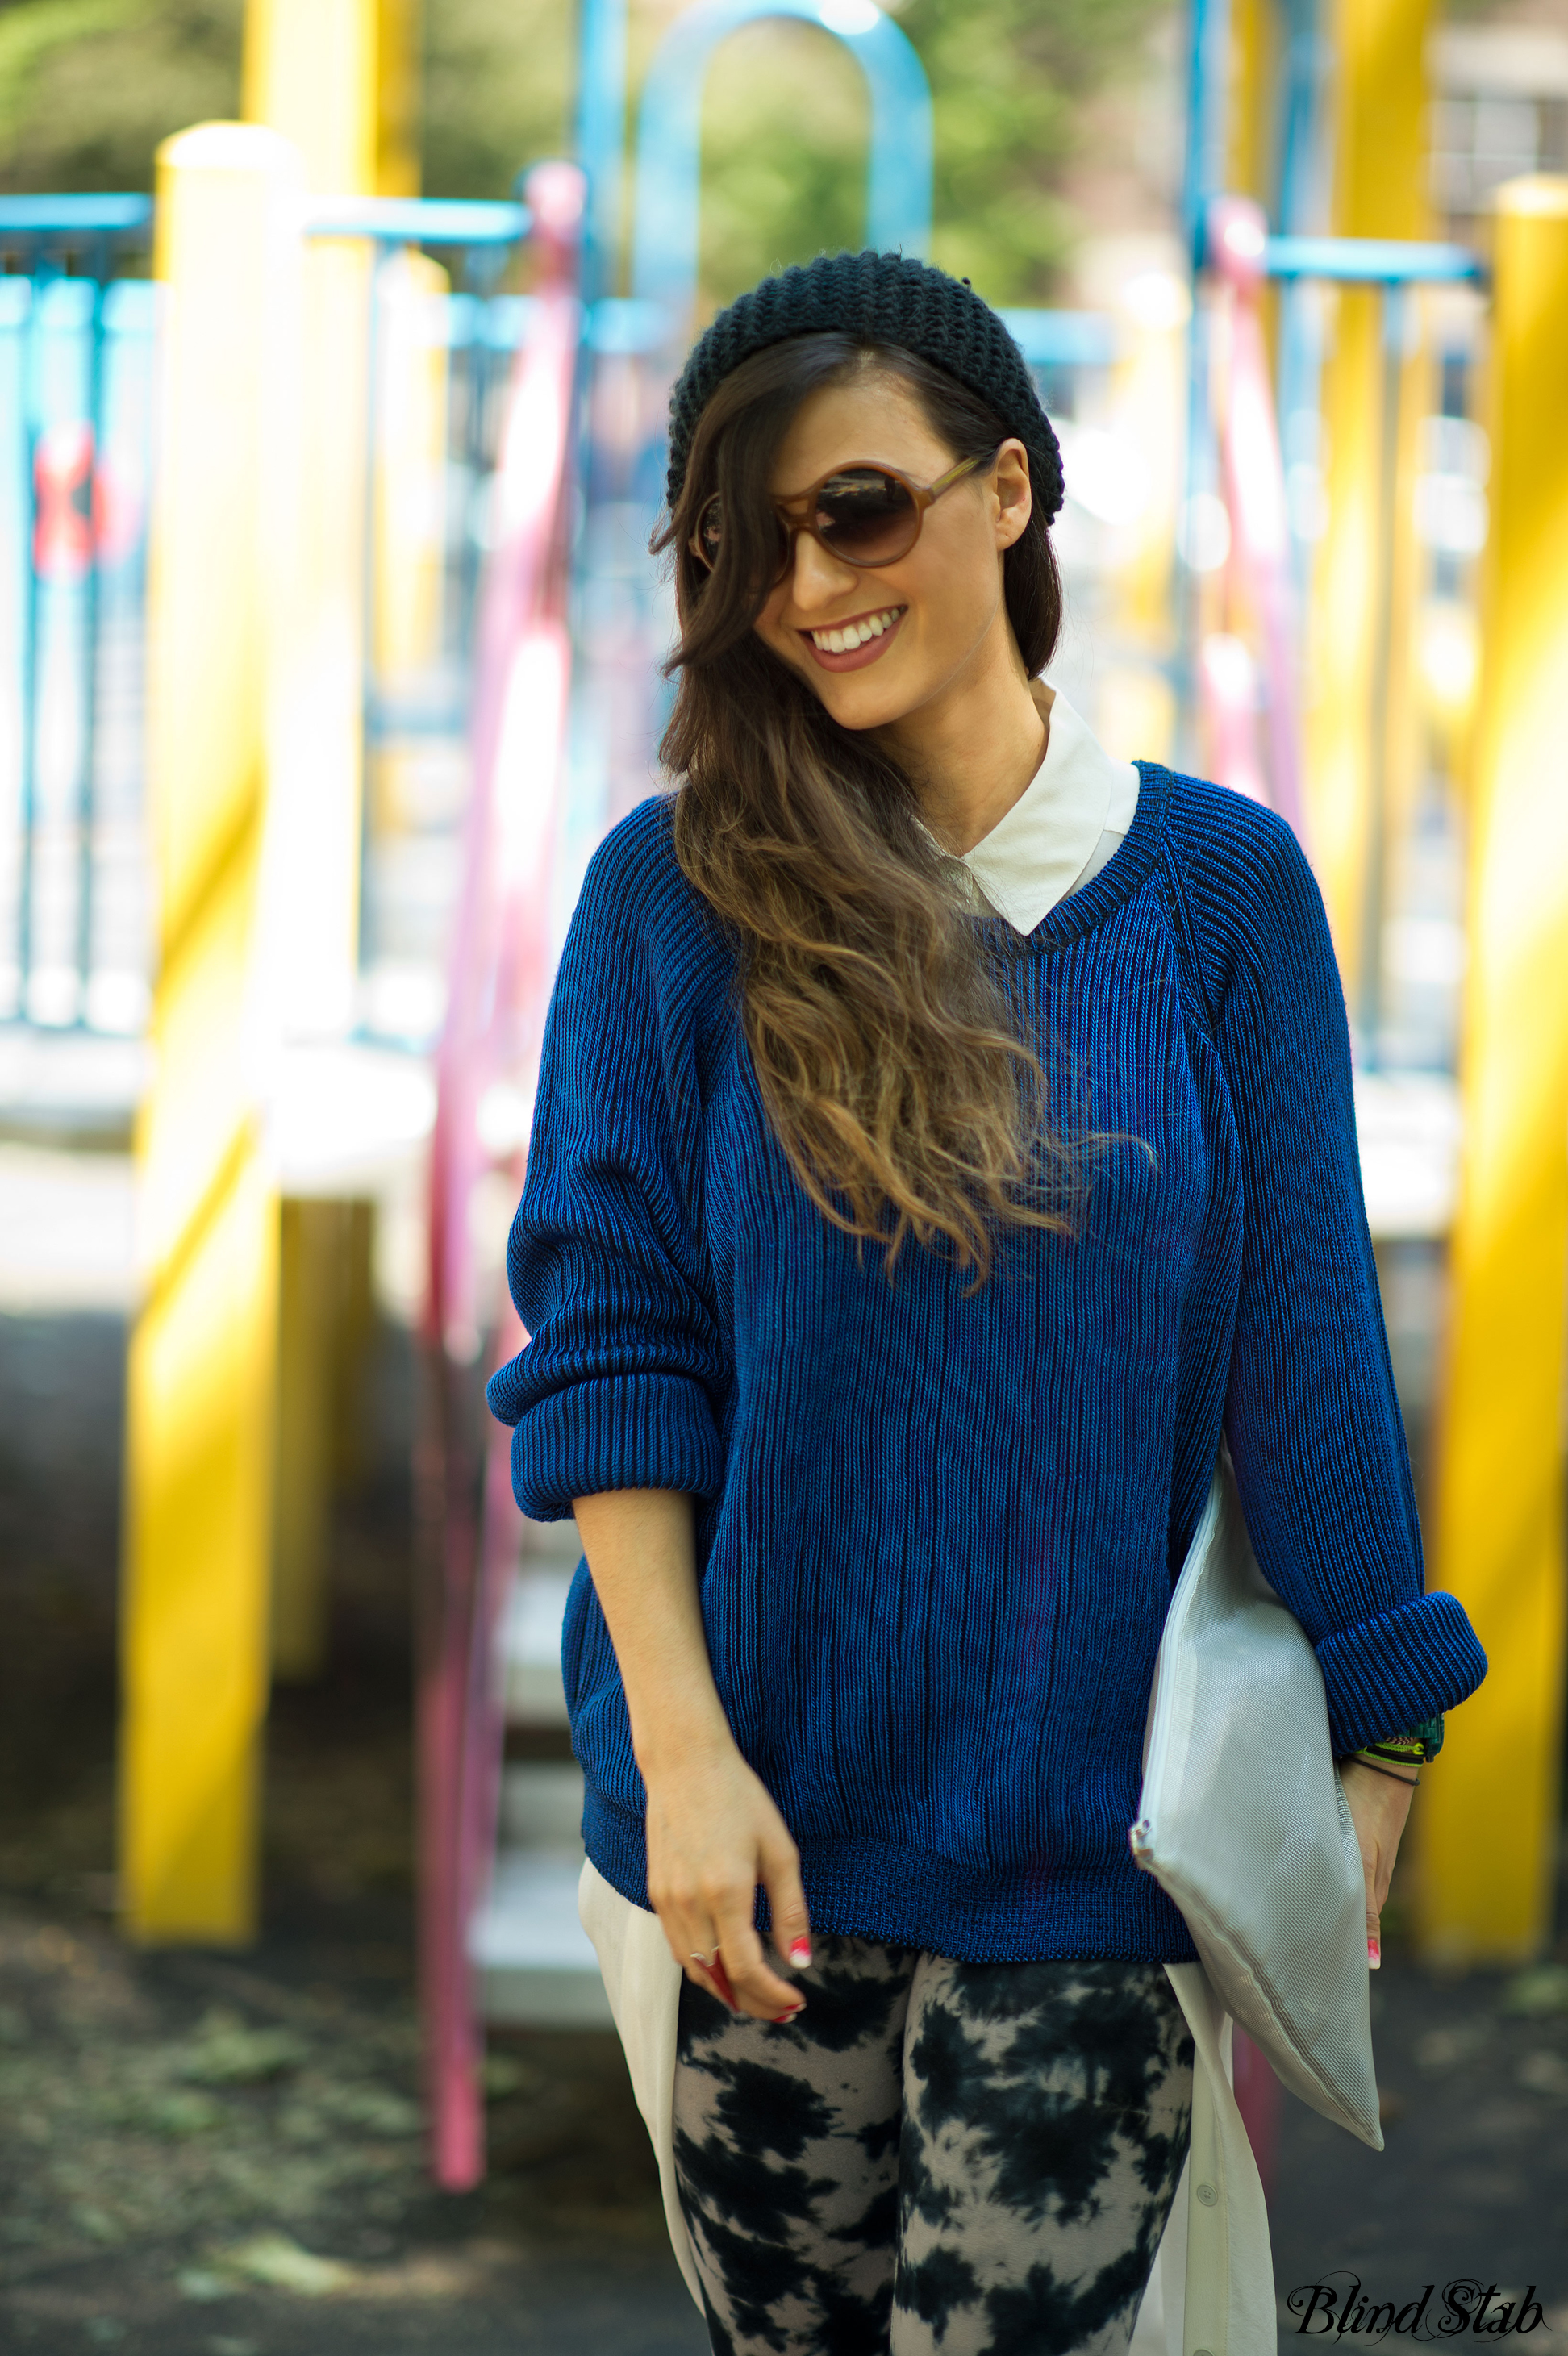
[1131,1448,1383,2150]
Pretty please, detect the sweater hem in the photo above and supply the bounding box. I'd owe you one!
[582,1787,1201,1967]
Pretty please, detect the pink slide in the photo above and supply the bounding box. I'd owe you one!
[418,161,586,2192]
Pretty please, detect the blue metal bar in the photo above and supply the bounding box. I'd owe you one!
[1358,279,1412,1065]
[76,250,110,1021]
[1262,233,1483,284]
[630,0,932,325]
[304,197,530,246]
[1175,0,1232,770]
[1276,0,1328,236]
[359,248,386,983]
[17,277,41,1019]
[0,195,152,237]
[588,297,665,354]
[1182,0,1232,266]
[1273,0,1331,603]
[455,256,510,668]
[998,310,1117,368]
[576,0,630,300]
[365,694,471,741]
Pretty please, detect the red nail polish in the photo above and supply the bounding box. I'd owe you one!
[788,1938,812,1967]
[1367,1937,1382,1970]
[773,2006,804,2024]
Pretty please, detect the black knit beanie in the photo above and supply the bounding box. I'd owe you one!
[665,250,1065,525]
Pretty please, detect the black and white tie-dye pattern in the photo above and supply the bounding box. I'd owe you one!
[673,1937,1193,2356]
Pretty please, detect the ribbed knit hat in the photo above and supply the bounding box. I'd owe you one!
[665,250,1065,525]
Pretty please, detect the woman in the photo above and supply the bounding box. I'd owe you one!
[488,252,1486,2356]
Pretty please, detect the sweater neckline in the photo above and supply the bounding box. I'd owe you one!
[961,758,1170,953]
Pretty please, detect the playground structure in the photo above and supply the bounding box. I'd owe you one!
[0,0,1564,2199]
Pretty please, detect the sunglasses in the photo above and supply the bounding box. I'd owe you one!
[690,448,1002,586]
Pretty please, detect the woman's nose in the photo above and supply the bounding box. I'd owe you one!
[786,529,861,612]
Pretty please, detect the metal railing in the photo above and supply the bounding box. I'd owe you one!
[0,197,153,1034]
[0,192,541,1053]
[1193,199,1483,1060]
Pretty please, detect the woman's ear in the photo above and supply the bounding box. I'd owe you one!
[993,440,1032,550]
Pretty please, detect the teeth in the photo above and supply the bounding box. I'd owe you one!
[811,607,903,653]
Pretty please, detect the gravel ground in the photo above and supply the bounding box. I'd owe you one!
[2,1307,1564,2354]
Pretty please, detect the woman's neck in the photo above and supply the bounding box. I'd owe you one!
[874,625,1053,859]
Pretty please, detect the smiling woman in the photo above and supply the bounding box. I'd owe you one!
[486,249,1487,2356]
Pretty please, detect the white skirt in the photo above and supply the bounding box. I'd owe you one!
[578,1855,1277,2356]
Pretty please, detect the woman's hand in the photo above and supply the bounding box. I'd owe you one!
[644,1732,813,2021]
[569,1488,811,2023]
[1338,1759,1416,1967]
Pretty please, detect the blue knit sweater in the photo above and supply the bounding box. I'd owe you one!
[487,765,1487,1963]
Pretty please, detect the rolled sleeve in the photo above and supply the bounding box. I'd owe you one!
[486,814,728,1519]
[1316,1591,1487,1759]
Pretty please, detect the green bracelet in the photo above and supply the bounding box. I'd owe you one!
[1357,1715,1444,1766]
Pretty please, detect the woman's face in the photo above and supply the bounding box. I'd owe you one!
[749,371,1033,736]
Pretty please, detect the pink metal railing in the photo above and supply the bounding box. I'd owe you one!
[1199,194,1307,847]
[418,159,586,2193]
[1196,194,1298,2197]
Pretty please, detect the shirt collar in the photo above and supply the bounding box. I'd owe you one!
[916,688,1139,936]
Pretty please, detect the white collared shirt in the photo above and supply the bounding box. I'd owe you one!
[920,687,1141,934]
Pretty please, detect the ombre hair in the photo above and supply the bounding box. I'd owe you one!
[653,334,1076,1290]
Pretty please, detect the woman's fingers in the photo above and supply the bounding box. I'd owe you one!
[642,1743,813,2020]
[762,1829,813,1975]
[710,1886,803,2019]
[653,1876,784,2013]
[1339,1758,1415,1973]
[1350,1791,1383,1966]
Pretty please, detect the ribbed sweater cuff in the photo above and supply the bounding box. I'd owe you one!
[507,1372,723,1520]
[1316,1590,1487,1757]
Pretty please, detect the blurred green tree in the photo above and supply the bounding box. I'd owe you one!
[0,0,242,191]
[0,0,1163,302]
[692,0,1166,306]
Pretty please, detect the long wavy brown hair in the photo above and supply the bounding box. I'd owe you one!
[655,334,1077,1290]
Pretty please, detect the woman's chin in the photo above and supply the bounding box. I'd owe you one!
[807,661,925,734]
[765,630,930,732]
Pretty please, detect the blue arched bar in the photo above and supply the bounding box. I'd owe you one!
[628,0,933,328]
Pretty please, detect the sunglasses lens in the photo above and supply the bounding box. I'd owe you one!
[813,469,919,565]
[694,494,793,583]
[694,494,724,568]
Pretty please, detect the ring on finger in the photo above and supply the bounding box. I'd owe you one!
[689,1945,719,1969]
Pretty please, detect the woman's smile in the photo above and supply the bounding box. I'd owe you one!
[800,603,907,670]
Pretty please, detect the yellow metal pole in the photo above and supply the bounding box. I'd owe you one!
[1418,177,1568,1965]
[1304,0,1431,989]
[373,247,448,680]
[244,0,421,1673]
[330,1198,377,1493]
[1093,266,1187,766]
[272,1199,380,1678]
[244,0,379,1043]
[122,124,303,1943]
[368,244,450,896]
[271,1203,341,1680]
[243,0,379,190]
[1224,0,1276,206]
[376,0,423,198]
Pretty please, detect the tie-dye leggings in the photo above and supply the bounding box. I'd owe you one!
[672,1935,1194,2356]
